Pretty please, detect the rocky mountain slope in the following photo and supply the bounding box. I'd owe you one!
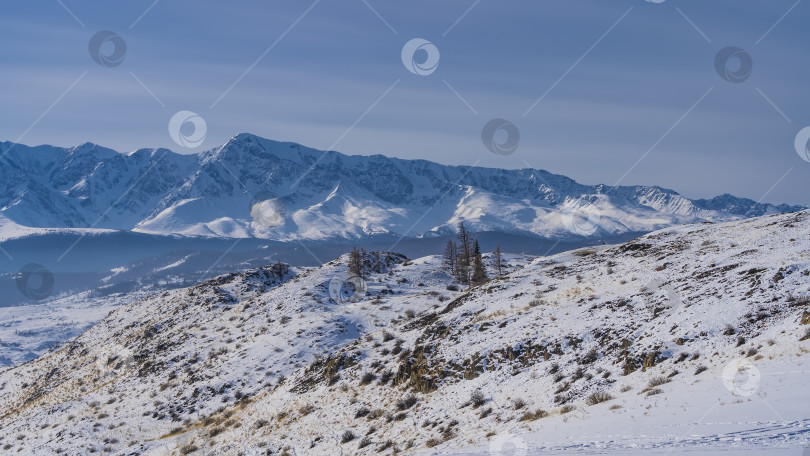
[0,210,808,455]
[0,134,802,242]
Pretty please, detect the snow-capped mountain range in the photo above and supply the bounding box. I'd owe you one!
[0,133,802,241]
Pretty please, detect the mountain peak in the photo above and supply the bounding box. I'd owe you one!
[65,141,118,159]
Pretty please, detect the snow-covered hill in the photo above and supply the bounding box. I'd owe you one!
[0,210,808,455]
[0,134,802,242]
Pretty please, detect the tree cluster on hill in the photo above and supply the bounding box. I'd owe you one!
[442,221,493,286]
[348,248,397,278]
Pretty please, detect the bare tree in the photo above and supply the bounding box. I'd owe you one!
[493,244,503,276]
[372,251,383,273]
[348,247,363,278]
[442,240,458,274]
[455,221,473,284]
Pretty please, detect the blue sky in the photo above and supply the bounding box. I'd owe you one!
[0,0,808,204]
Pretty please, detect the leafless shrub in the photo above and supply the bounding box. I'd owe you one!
[180,443,198,455]
[426,438,443,447]
[470,390,486,408]
[519,409,548,421]
[359,372,376,385]
[396,395,418,411]
[585,391,614,406]
[572,368,585,381]
[378,371,393,385]
[559,405,575,414]
[366,409,384,420]
[581,349,599,364]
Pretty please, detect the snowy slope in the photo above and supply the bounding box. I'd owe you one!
[0,134,802,242]
[0,211,808,455]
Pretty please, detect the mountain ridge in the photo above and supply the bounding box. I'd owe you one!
[0,133,803,242]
